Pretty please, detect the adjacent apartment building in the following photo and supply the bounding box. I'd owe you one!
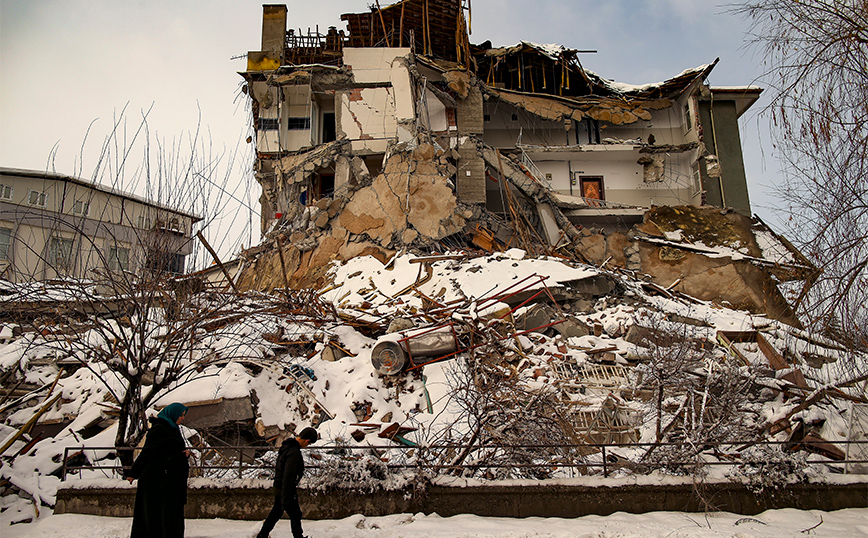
[0,168,200,283]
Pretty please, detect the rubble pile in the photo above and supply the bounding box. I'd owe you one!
[1,250,865,523]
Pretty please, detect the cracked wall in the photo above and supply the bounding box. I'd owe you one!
[238,143,476,291]
[573,206,801,326]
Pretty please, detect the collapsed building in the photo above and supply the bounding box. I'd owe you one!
[5,1,865,525]
[236,1,813,327]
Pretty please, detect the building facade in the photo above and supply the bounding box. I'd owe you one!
[0,168,200,283]
[241,2,760,238]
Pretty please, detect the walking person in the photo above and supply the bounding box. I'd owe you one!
[125,402,190,538]
[256,427,319,538]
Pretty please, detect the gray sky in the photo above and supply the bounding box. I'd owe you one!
[0,0,778,263]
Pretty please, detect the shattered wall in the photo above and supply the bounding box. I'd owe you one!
[237,143,479,291]
[573,206,803,326]
[697,95,752,216]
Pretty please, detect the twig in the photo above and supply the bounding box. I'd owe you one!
[799,515,823,534]
[735,517,767,526]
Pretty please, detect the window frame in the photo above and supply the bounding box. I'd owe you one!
[72,200,90,216]
[287,117,311,130]
[28,190,47,207]
[49,236,74,273]
[0,228,11,261]
[108,245,130,273]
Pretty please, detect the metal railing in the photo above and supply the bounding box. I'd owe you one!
[61,440,868,482]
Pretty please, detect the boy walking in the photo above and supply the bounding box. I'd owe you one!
[257,427,319,538]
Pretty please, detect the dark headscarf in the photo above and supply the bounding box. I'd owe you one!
[157,402,188,430]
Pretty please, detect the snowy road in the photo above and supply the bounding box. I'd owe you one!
[4,509,867,538]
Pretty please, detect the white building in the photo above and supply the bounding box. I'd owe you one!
[0,168,200,283]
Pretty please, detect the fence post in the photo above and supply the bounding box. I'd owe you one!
[602,446,608,477]
[61,446,69,481]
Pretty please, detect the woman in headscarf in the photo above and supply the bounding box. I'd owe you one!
[125,402,190,538]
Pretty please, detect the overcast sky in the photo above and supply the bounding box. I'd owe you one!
[0,0,778,263]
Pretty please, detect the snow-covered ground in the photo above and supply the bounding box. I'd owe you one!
[4,509,867,538]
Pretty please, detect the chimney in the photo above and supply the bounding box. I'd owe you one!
[261,4,287,54]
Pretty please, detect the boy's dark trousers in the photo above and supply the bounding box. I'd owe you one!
[257,489,304,538]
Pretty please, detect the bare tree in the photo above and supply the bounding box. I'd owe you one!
[733,0,868,343]
[2,110,258,463]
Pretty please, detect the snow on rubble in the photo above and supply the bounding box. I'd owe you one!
[1,250,866,528]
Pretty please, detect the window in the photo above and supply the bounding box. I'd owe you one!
[137,215,152,230]
[684,102,693,132]
[49,237,74,272]
[72,200,90,216]
[29,190,47,207]
[322,112,336,142]
[0,228,11,260]
[108,246,129,272]
[146,249,185,275]
[287,117,311,130]
[0,184,12,200]
[258,117,280,130]
[585,118,601,144]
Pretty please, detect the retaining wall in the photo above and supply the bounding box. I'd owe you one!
[55,480,868,520]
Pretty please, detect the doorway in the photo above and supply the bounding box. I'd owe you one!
[580,176,604,207]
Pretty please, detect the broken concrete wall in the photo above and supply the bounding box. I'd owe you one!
[238,143,478,292]
[454,71,486,204]
[573,206,801,326]
[697,96,751,216]
[339,87,399,144]
[338,48,415,149]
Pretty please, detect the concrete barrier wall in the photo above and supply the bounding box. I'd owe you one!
[55,481,868,520]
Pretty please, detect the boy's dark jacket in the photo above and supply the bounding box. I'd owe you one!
[274,437,305,505]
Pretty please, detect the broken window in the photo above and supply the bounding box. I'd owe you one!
[585,118,601,144]
[315,173,335,199]
[683,102,693,133]
[0,228,11,260]
[580,176,605,205]
[49,237,74,273]
[258,118,280,130]
[322,112,336,142]
[287,117,311,130]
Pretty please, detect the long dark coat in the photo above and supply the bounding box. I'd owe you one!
[275,437,304,506]
[125,416,189,538]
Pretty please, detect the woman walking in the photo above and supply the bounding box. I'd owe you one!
[125,402,190,538]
